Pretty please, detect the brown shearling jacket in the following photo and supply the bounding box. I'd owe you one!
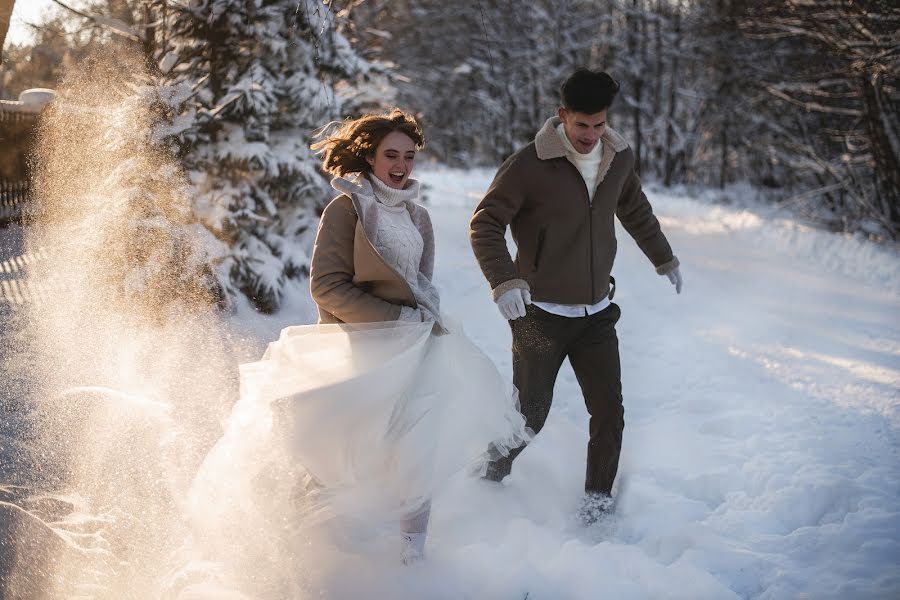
[470,118,679,304]
[309,184,435,325]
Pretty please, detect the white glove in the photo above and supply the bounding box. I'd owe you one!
[665,266,683,294]
[496,288,531,320]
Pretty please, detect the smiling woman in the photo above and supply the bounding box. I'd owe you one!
[183,108,531,571]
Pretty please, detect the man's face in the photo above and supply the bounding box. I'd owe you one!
[558,107,607,154]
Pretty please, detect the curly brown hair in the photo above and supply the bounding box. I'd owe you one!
[311,109,425,177]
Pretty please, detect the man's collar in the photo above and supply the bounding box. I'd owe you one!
[534,117,628,160]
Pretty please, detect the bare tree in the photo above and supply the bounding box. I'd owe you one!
[348,0,608,166]
[662,1,681,186]
[741,0,900,236]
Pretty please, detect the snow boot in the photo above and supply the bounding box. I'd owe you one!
[400,532,426,565]
[577,491,615,526]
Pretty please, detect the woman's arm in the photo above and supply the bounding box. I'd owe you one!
[417,208,435,281]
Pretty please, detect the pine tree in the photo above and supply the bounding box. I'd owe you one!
[155,0,369,312]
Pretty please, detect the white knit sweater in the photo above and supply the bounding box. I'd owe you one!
[557,123,603,203]
[369,176,425,290]
[368,175,437,324]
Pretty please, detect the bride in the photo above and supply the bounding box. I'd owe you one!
[189,109,530,572]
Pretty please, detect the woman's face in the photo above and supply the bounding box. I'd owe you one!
[366,131,417,189]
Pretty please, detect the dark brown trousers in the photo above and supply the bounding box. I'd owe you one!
[485,303,624,494]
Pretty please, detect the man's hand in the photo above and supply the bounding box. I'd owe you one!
[496,288,532,320]
[666,266,683,294]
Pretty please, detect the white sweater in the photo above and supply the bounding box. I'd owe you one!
[556,123,603,203]
[368,175,437,324]
[369,176,425,289]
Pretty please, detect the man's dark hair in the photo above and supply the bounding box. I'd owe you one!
[560,69,620,114]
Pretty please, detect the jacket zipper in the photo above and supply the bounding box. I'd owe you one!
[588,193,595,300]
[563,159,596,300]
[578,162,595,300]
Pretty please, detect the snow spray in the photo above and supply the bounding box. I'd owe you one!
[10,48,257,598]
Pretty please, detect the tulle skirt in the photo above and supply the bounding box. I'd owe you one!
[189,316,530,539]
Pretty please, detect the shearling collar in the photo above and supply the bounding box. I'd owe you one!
[534,117,628,160]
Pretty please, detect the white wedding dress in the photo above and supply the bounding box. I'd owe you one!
[186,177,530,570]
[186,316,530,561]
[180,316,529,595]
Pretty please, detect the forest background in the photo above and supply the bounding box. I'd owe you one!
[1,0,897,312]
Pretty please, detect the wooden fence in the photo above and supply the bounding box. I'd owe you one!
[0,90,54,226]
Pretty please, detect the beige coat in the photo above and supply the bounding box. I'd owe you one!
[309,175,437,325]
[470,118,679,305]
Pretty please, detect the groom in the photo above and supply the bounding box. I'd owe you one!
[470,68,682,522]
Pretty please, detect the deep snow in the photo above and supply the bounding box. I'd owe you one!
[2,167,899,599]
[384,167,899,600]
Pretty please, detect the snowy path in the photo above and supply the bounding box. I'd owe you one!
[311,169,900,599]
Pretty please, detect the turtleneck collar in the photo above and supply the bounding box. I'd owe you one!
[331,172,421,208]
[556,123,603,162]
[367,173,420,207]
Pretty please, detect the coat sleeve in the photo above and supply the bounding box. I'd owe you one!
[418,208,435,281]
[615,163,679,275]
[309,196,403,323]
[469,153,531,300]
[413,206,442,321]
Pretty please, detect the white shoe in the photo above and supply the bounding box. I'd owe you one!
[400,532,426,566]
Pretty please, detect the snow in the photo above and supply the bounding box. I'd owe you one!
[3,167,899,599]
[403,166,900,599]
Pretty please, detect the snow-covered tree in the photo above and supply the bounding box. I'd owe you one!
[30,49,224,322]
[350,0,608,166]
[738,0,900,237]
[154,0,369,312]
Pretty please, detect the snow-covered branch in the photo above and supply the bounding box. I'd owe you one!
[48,0,142,43]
